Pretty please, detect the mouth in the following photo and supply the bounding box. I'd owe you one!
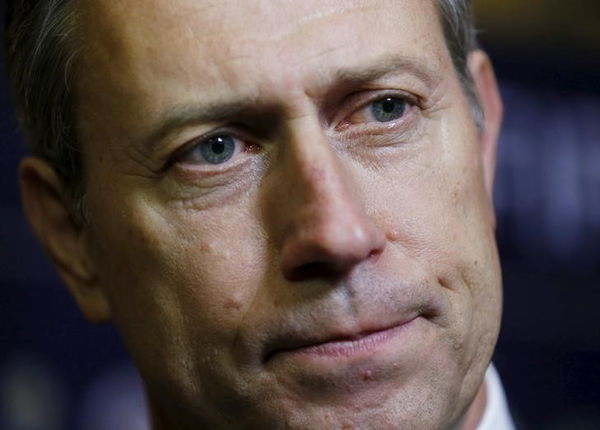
[264,315,421,363]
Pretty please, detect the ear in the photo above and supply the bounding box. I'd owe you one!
[468,49,503,198]
[20,157,112,323]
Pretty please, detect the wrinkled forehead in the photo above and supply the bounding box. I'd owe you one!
[77,0,447,81]
[74,0,451,145]
[79,0,441,43]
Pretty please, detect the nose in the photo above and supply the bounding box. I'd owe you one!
[264,120,386,282]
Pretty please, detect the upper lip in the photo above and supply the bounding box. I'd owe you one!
[263,313,420,363]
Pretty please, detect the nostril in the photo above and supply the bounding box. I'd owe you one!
[287,261,340,282]
[282,234,385,282]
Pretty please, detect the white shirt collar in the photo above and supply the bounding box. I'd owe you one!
[476,364,516,430]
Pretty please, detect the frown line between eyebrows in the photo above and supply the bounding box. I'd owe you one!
[137,54,442,154]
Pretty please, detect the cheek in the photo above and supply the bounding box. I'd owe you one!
[363,143,491,261]
[360,125,502,350]
[87,196,272,413]
[90,193,266,352]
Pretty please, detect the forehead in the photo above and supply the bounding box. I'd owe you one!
[76,0,450,145]
[78,0,446,88]
[81,0,442,56]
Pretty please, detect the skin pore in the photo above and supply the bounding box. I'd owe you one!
[20,0,503,428]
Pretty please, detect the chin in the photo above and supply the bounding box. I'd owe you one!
[201,357,484,430]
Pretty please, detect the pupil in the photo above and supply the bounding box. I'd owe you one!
[382,98,395,113]
[212,138,225,154]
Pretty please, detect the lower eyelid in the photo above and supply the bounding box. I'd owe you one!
[172,155,252,184]
[338,109,421,142]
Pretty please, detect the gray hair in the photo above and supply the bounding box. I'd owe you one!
[5,0,480,224]
[437,0,483,125]
[5,0,85,218]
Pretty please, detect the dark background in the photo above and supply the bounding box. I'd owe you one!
[1,1,599,429]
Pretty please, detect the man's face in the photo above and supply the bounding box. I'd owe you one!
[74,0,502,428]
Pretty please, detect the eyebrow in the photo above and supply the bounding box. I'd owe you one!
[138,55,441,151]
[140,98,261,151]
[331,55,441,91]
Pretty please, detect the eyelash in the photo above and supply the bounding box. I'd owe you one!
[169,92,421,169]
[165,129,255,171]
[335,91,419,131]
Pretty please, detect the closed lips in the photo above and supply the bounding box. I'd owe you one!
[264,314,420,362]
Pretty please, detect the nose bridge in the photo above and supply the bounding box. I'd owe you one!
[278,115,362,231]
[286,119,352,215]
[264,116,386,281]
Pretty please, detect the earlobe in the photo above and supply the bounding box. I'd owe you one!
[19,157,112,323]
[468,50,503,199]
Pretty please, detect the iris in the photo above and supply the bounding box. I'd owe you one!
[198,135,236,164]
[371,97,406,122]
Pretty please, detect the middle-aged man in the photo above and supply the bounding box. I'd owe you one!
[6,0,511,428]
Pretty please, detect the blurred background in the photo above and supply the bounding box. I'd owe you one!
[1,1,599,429]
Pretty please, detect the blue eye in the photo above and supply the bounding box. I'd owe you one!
[370,97,407,122]
[195,135,236,165]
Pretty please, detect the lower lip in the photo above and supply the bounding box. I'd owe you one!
[280,317,420,361]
